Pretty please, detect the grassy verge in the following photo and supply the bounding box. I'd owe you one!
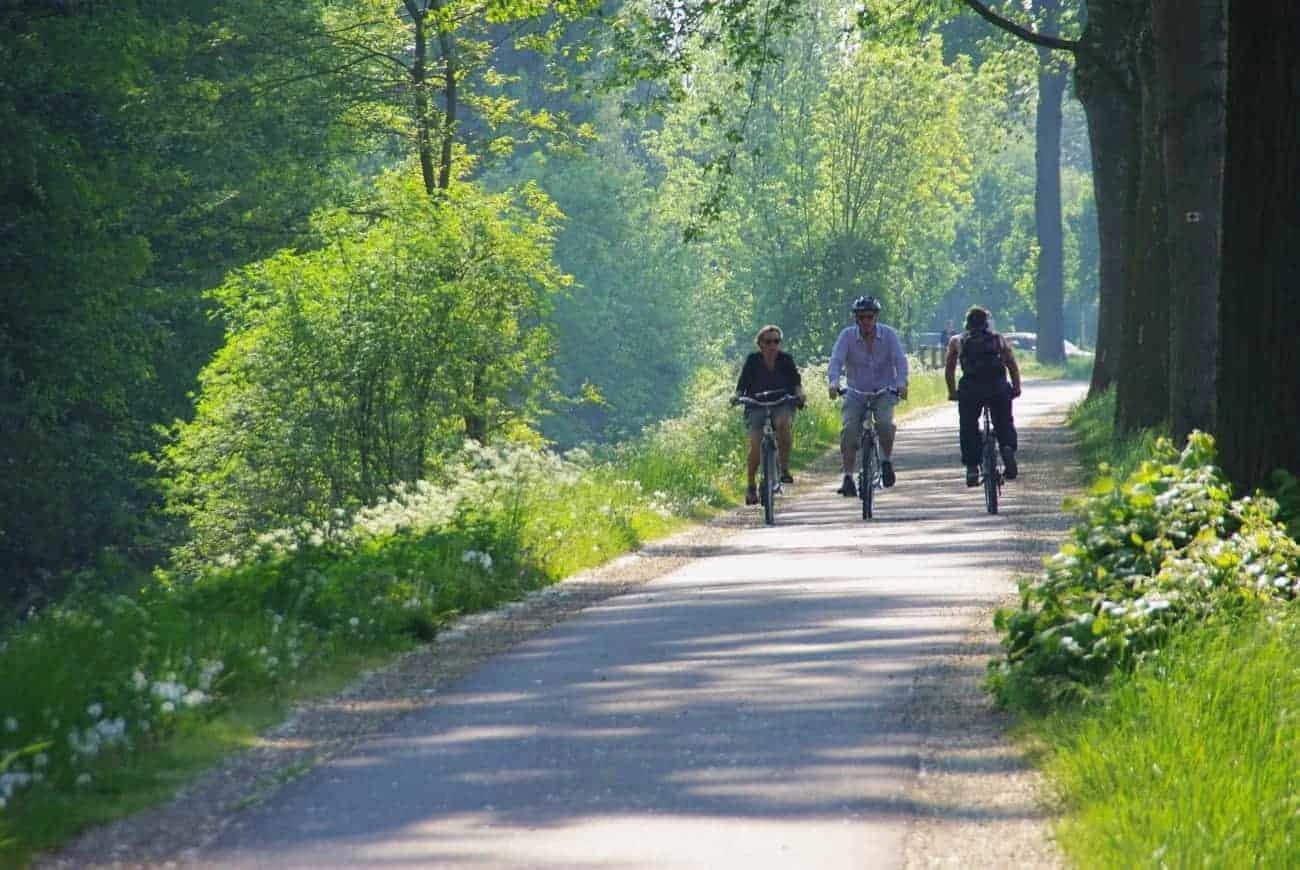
[0,361,947,864]
[993,388,1300,867]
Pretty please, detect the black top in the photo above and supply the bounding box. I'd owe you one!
[736,351,802,398]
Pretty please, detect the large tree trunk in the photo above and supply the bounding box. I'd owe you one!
[1073,1,1143,398]
[1217,3,1300,492]
[1115,20,1171,433]
[1034,47,1068,366]
[1150,0,1225,444]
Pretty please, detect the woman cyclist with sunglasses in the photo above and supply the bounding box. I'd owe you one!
[734,325,806,506]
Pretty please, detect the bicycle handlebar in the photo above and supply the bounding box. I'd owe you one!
[732,391,799,408]
[836,386,900,400]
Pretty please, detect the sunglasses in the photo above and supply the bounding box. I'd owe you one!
[761,337,782,345]
[856,312,876,320]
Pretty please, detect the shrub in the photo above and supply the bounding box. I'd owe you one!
[989,431,1300,707]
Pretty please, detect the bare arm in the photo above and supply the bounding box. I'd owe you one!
[944,336,961,398]
[1001,340,1022,397]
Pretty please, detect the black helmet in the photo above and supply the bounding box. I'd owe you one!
[851,295,882,313]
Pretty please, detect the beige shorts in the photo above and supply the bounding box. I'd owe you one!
[839,391,898,449]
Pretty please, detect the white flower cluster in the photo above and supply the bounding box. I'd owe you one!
[461,550,494,572]
[68,714,128,757]
[0,750,48,810]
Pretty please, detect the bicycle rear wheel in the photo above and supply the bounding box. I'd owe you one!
[982,438,999,514]
[861,439,877,519]
[761,435,777,525]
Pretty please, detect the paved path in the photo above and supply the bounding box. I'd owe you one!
[196,381,1087,869]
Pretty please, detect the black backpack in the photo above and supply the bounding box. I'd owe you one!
[959,328,1006,384]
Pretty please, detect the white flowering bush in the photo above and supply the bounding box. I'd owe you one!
[0,365,848,829]
[990,432,1300,705]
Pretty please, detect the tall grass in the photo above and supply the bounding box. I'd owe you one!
[1047,612,1300,868]
[1065,386,1164,481]
[1006,385,1300,867]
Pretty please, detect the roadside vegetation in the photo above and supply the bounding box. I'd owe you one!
[0,363,944,863]
[991,388,1300,867]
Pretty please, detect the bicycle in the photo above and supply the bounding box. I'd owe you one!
[839,386,899,520]
[732,390,798,525]
[979,403,1003,514]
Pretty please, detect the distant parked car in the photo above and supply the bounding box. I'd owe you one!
[1002,331,1093,358]
[915,331,944,348]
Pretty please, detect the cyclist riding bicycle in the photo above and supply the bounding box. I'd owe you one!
[828,295,909,496]
[944,305,1022,487]
[735,324,806,506]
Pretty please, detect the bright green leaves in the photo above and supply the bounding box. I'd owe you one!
[163,173,568,569]
[990,431,1300,708]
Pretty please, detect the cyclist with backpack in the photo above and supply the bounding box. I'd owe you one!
[735,324,806,506]
[828,295,909,496]
[944,305,1022,487]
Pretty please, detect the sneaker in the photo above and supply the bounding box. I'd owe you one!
[966,465,980,487]
[1002,447,1018,480]
[838,475,857,497]
[780,471,794,484]
[881,460,896,488]
[745,486,759,505]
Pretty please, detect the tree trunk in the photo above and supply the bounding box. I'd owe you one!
[433,0,457,191]
[1150,0,1225,444]
[1115,20,1170,433]
[1072,2,1143,398]
[1034,30,1068,366]
[1217,3,1300,492]
[405,3,438,196]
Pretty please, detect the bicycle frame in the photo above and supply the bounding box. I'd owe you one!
[840,386,897,520]
[734,390,796,525]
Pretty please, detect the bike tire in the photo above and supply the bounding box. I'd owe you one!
[862,440,876,520]
[983,440,999,515]
[761,437,777,525]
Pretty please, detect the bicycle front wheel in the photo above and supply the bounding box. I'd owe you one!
[761,436,777,525]
[861,439,877,520]
[982,439,999,514]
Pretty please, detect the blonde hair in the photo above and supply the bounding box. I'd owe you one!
[754,324,783,347]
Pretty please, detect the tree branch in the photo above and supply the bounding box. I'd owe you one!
[961,0,1080,53]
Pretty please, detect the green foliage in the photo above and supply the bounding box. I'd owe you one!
[989,430,1300,708]
[496,124,731,446]
[0,357,846,854]
[1045,612,1300,869]
[162,172,567,568]
[0,0,376,602]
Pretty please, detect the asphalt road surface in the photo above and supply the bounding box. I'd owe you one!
[195,380,1088,869]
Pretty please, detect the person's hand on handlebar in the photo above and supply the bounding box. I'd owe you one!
[898,385,909,401]
[828,385,840,401]
[948,389,959,402]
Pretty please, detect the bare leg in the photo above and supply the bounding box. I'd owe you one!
[841,442,856,475]
[746,429,761,487]
[775,418,793,473]
[879,425,895,460]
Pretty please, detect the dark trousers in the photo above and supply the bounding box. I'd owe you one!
[958,385,1017,467]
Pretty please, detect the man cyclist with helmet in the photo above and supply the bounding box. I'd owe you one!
[944,305,1022,487]
[828,295,909,496]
